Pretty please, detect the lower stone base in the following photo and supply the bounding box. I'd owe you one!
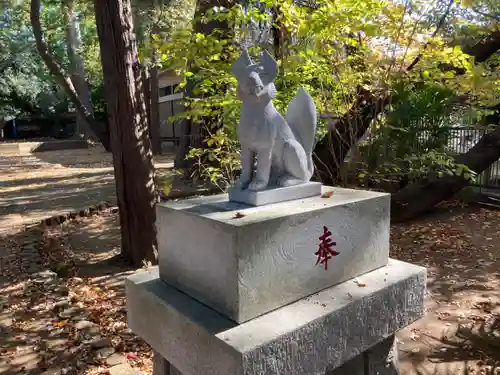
[328,335,400,375]
[152,336,399,375]
[228,181,322,206]
[127,259,425,375]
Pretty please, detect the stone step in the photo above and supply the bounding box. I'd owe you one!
[109,363,143,375]
[126,259,426,375]
[156,186,390,323]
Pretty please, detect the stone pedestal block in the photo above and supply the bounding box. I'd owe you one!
[127,259,426,375]
[157,186,390,323]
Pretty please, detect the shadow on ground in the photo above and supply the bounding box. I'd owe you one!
[0,146,175,234]
[2,199,500,374]
[0,211,151,375]
[393,204,500,375]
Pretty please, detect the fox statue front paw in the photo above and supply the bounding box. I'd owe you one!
[233,178,251,191]
[248,179,268,191]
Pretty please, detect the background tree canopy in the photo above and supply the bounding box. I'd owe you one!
[0,0,104,119]
[0,0,499,233]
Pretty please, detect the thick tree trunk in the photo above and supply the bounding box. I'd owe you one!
[63,0,95,139]
[149,66,161,154]
[312,1,490,185]
[313,88,389,184]
[94,0,158,266]
[30,0,110,150]
[463,30,500,64]
[392,124,500,222]
[390,34,500,222]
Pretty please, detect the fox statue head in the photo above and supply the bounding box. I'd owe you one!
[232,49,278,99]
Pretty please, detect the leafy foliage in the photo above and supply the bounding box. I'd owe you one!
[155,0,497,188]
[356,82,476,184]
[0,0,103,119]
[0,4,62,118]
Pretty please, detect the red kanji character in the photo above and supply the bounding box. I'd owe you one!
[315,225,339,270]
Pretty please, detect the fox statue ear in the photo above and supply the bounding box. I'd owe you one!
[259,50,278,85]
[232,49,253,81]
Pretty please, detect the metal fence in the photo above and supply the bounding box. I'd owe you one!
[417,127,500,189]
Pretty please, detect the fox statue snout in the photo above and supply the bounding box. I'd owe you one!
[243,72,265,96]
[231,49,317,192]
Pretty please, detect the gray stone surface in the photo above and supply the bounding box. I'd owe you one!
[230,49,317,193]
[153,351,170,375]
[228,181,321,206]
[153,351,183,375]
[106,353,127,366]
[109,363,141,375]
[127,259,426,375]
[326,354,364,375]
[157,186,390,323]
[326,335,399,375]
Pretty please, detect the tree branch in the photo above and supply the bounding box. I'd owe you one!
[472,7,500,21]
[313,4,500,185]
[391,121,500,222]
[462,29,500,63]
[406,0,455,71]
[30,0,109,149]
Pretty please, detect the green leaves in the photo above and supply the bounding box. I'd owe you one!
[154,0,497,189]
[0,0,104,117]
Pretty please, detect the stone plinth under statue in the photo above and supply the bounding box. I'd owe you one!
[157,186,390,323]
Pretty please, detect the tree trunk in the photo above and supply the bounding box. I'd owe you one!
[312,1,494,185]
[390,36,500,222]
[142,66,152,138]
[63,0,95,139]
[149,66,161,154]
[313,88,389,184]
[391,123,500,222]
[94,0,158,266]
[30,0,110,150]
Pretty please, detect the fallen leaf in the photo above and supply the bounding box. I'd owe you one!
[233,212,246,219]
[162,181,172,197]
[353,279,367,287]
[321,191,334,198]
[55,320,67,327]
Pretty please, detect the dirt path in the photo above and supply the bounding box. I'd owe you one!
[0,146,174,235]
[1,204,499,375]
[393,205,500,375]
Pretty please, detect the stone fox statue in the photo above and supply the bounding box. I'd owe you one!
[232,49,317,192]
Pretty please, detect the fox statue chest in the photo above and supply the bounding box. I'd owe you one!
[238,101,290,154]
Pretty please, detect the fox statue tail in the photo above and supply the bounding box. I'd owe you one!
[285,87,317,180]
